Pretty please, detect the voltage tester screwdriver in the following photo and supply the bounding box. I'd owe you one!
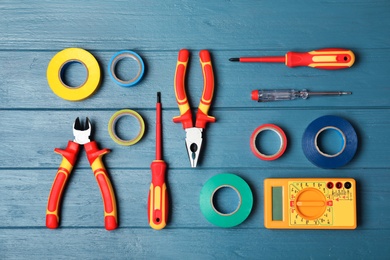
[230,48,355,69]
[251,89,352,102]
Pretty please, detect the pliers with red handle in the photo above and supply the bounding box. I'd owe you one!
[173,49,215,167]
[46,117,118,231]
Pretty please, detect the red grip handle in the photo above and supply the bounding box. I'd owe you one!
[46,168,70,229]
[46,141,79,229]
[199,50,214,105]
[94,168,118,230]
[286,48,355,69]
[196,50,215,129]
[148,160,168,230]
[173,49,193,129]
[175,49,189,103]
[85,141,118,231]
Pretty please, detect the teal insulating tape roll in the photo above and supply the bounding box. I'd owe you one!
[199,173,253,228]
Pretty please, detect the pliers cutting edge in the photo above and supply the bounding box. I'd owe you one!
[173,49,215,167]
[46,117,118,230]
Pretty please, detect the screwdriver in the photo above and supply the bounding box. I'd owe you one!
[230,48,355,70]
[251,89,352,102]
[148,92,168,230]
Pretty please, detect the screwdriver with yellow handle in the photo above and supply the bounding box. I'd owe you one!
[229,48,355,69]
[148,92,168,230]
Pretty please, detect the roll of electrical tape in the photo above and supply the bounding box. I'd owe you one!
[108,50,145,87]
[108,109,145,146]
[302,115,358,169]
[200,173,253,228]
[47,48,101,101]
[250,124,287,160]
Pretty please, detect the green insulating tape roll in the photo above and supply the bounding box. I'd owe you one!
[200,173,253,228]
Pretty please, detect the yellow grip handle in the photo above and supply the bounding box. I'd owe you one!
[148,160,168,230]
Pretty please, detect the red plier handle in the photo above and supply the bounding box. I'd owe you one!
[85,141,118,231]
[46,141,80,229]
[173,49,215,129]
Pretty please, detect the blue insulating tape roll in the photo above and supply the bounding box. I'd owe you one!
[302,115,358,169]
[108,50,145,87]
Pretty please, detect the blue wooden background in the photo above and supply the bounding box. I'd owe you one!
[1,0,390,259]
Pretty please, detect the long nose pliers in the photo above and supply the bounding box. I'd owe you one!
[46,117,118,230]
[173,49,215,167]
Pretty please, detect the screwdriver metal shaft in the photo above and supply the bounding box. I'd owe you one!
[251,89,352,102]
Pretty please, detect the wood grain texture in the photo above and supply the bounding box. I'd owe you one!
[0,0,389,259]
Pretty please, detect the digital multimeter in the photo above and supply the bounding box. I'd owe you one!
[264,178,356,229]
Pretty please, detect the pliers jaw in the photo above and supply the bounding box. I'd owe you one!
[185,127,203,168]
[73,117,91,145]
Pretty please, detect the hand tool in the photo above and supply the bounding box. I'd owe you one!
[148,92,168,230]
[173,49,215,167]
[251,89,352,102]
[46,117,117,231]
[229,48,355,69]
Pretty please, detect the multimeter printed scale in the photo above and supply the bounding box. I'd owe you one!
[264,178,357,229]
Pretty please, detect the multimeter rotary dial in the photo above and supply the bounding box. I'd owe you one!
[294,188,327,220]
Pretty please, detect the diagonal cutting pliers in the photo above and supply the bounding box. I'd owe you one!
[46,117,118,230]
[173,49,215,167]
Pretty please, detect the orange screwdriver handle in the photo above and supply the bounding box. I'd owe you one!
[46,141,80,229]
[148,160,168,230]
[285,48,355,70]
[85,141,118,231]
[196,50,216,129]
[173,49,193,129]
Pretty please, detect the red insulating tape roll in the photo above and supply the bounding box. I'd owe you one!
[250,124,287,161]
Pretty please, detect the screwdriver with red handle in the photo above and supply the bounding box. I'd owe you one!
[229,48,355,70]
[148,92,168,230]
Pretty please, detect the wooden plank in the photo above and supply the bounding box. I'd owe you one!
[0,228,389,259]
[0,1,389,50]
[0,109,387,168]
[1,169,389,229]
[0,49,389,109]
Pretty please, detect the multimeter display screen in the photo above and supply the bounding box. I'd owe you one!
[272,187,283,221]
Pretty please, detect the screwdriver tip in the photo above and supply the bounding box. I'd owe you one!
[229,58,239,62]
[342,91,352,95]
[157,92,161,103]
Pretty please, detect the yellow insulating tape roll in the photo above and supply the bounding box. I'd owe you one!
[108,109,145,146]
[47,48,101,101]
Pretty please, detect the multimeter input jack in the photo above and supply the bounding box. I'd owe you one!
[344,182,352,189]
[327,182,334,189]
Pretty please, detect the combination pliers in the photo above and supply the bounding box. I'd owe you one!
[173,49,215,167]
